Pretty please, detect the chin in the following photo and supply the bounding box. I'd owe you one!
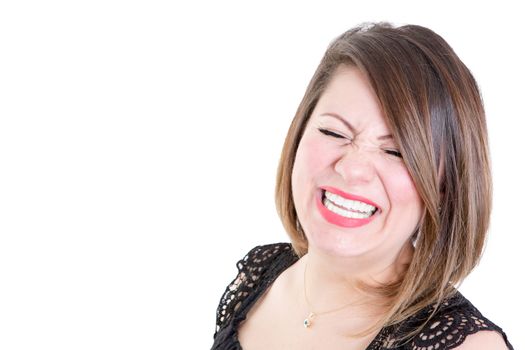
[306,229,378,258]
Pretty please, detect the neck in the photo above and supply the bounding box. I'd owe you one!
[301,242,414,318]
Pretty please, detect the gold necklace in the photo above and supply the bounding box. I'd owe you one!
[303,261,356,329]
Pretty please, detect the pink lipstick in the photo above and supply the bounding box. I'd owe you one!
[315,186,380,228]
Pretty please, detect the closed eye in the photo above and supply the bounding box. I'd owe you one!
[384,149,402,158]
[318,128,346,139]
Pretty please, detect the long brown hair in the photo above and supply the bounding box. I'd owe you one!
[275,22,491,339]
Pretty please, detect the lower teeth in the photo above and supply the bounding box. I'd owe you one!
[322,197,374,219]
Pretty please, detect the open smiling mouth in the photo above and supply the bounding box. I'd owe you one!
[322,189,378,219]
[318,188,380,227]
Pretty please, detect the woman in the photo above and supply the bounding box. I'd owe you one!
[211,22,513,350]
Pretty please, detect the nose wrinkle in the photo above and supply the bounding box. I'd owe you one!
[353,139,379,153]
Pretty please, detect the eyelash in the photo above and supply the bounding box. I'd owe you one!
[384,150,403,158]
[318,128,346,139]
[317,128,403,158]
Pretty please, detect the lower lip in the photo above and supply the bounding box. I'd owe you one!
[315,190,377,228]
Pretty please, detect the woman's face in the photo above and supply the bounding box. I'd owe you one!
[291,65,423,261]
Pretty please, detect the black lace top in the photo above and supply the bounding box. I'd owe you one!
[212,243,513,350]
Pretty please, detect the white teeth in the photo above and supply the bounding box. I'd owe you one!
[323,197,372,219]
[324,191,376,213]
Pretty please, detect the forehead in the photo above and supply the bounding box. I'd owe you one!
[312,65,390,134]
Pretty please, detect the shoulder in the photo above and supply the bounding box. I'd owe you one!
[214,243,296,335]
[237,242,295,272]
[232,242,296,295]
[389,292,513,350]
[452,330,509,350]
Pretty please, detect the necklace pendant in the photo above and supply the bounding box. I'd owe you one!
[303,318,311,328]
[303,312,315,328]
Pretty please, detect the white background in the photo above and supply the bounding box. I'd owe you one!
[0,1,523,349]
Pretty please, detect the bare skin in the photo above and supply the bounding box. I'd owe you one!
[238,243,414,350]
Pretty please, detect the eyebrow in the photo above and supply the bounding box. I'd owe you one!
[320,113,393,140]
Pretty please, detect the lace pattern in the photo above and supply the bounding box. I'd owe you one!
[212,243,513,350]
[381,295,514,349]
[215,243,294,335]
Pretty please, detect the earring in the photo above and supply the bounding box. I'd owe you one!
[411,227,421,248]
[296,219,306,239]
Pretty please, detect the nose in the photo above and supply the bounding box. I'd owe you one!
[334,148,375,185]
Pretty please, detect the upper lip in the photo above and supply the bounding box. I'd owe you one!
[321,186,381,209]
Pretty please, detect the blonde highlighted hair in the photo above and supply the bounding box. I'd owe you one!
[275,22,491,339]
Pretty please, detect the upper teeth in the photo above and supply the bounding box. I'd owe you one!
[324,190,377,213]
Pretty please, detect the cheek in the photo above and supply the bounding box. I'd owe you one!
[292,134,333,205]
[383,165,423,212]
[295,133,333,176]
